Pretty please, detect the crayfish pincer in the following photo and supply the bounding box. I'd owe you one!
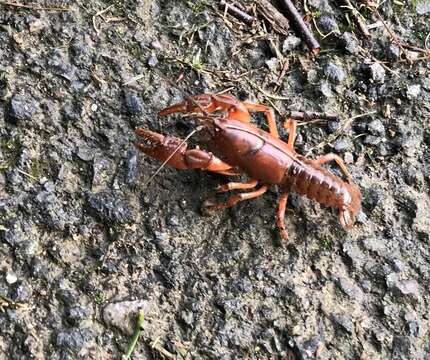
[134,93,361,240]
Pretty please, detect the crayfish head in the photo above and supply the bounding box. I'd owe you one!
[338,183,362,229]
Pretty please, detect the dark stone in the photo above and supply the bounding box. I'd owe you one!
[125,148,140,186]
[391,336,411,357]
[29,258,47,279]
[391,259,405,272]
[317,16,338,33]
[367,119,385,136]
[70,40,92,67]
[406,320,420,337]
[366,63,386,83]
[11,283,32,302]
[363,135,381,146]
[147,53,158,67]
[124,91,144,115]
[57,289,79,306]
[9,94,38,122]
[386,44,400,61]
[87,191,134,224]
[66,306,91,326]
[47,49,74,81]
[332,314,354,333]
[386,274,420,298]
[364,263,391,282]
[180,310,194,326]
[362,188,383,211]
[340,32,359,54]
[62,101,81,123]
[324,63,346,83]
[56,328,95,350]
[333,138,351,153]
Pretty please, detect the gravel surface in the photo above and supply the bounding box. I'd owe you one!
[1,0,429,359]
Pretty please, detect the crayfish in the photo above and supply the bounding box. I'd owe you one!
[134,94,361,240]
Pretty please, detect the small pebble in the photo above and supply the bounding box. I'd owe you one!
[265,57,278,72]
[124,91,144,115]
[406,84,421,99]
[369,63,386,83]
[368,119,385,136]
[282,35,301,53]
[9,94,38,122]
[150,40,163,50]
[344,152,354,164]
[6,273,18,284]
[386,44,400,61]
[147,53,158,67]
[318,82,333,98]
[324,63,347,83]
[416,0,430,14]
[317,15,338,33]
[340,32,359,54]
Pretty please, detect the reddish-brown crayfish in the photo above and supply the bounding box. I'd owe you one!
[134,94,361,239]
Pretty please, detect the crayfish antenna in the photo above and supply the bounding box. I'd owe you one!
[158,102,189,117]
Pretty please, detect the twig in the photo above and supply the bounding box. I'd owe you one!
[257,0,290,36]
[123,74,145,86]
[16,169,38,181]
[149,338,176,360]
[123,310,145,360]
[273,59,290,92]
[220,0,256,25]
[337,0,370,37]
[277,0,320,54]
[288,110,339,121]
[92,4,114,35]
[0,294,26,311]
[0,1,70,11]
